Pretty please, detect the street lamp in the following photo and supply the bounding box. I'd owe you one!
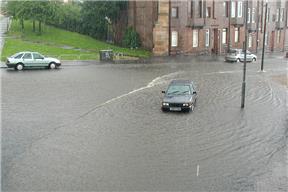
[105,16,112,43]
[241,0,249,108]
[260,0,268,72]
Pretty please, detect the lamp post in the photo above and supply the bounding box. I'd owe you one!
[105,16,112,43]
[241,0,249,108]
[260,1,268,72]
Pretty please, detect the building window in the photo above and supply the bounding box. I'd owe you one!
[198,0,203,18]
[206,7,211,18]
[252,8,255,23]
[235,27,239,43]
[223,2,228,17]
[248,34,252,48]
[193,29,199,47]
[277,30,281,43]
[280,8,284,22]
[191,1,194,18]
[171,31,178,47]
[237,1,243,18]
[205,29,210,47]
[247,8,251,23]
[172,7,178,18]
[231,1,236,18]
[267,8,270,22]
[222,28,227,44]
[276,8,280,22]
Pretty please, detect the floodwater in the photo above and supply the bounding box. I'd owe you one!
[1,55,287,191]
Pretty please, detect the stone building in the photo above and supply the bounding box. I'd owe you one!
[128,0,288,56]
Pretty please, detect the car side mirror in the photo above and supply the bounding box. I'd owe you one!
[162,91,165,94]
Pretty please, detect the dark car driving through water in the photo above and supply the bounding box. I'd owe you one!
[161,80,197,113]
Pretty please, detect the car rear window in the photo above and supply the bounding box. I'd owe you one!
[14,53,24,59]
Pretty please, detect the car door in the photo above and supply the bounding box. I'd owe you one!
[22,53,33,67]
[246,51,253,62]
[33,53,47,67]
[238,50,244,61]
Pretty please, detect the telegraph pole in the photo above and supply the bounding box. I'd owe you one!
[241,0,249,108]
[261,1,268,72]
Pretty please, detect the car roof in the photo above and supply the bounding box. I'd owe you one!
[170,80,194,86]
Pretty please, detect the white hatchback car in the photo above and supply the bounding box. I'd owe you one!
[6,52,61,70]
[225,49,257,63]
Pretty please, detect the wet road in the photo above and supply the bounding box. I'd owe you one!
[1,55,287,191]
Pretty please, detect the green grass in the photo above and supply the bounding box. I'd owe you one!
[1,20,151,61]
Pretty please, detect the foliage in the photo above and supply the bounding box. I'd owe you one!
[122,27,141,49]
[1,20,151,61]
[80,1,127,40]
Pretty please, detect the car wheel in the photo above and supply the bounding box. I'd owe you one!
[252,58,256,62]
[15,63,24,71]
[237,58,241,63]
[49,62,56,69]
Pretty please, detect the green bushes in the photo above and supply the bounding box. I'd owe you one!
[122,27,141,49]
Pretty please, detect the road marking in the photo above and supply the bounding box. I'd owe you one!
[197,164,200,177]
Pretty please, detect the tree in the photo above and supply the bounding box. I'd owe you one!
[81,1,127,40]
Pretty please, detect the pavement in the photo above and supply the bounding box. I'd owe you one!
[1,56,287,191]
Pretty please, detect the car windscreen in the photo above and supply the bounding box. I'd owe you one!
[166,85,191,95]
[11,53,24,59]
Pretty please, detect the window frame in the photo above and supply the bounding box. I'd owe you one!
[234,27,239,43]
[205,29,210,47]
[247,8,251,23]
[171,31,178,47]
[237,1,243,18]
[231,1,236,18]
[193,29,199,48]
[222,28,227,44]
[171,7,179,18]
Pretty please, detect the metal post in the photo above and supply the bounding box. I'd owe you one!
[255,0,260,53]
[228,0,231,53]
[168,0,171,56]
[261,2,268,72]
[241,0,249,108]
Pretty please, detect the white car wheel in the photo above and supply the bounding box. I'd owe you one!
[237,58,241,63]
[252,58,256,62]
[49,63,56,69]
[15,64,24,71]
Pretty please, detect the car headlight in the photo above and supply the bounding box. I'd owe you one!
[162,102,169,106]
[183,103,189,107]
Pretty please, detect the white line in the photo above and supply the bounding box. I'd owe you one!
[196,164,200,177]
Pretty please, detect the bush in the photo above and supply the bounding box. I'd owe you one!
[122,27,141,49]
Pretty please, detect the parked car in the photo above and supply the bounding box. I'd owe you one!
[6,52,61,70]
[161,80,197,113]
[225,49,257,62]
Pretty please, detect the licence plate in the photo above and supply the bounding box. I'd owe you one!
[170,107,181,111]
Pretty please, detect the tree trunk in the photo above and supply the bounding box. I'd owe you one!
[38,20,42,34]
[33,20,35,32]
[20,19,24,31]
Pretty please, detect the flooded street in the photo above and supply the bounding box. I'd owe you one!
[1,55,287,191]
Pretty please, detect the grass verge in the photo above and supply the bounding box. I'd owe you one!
[1,20,151,61]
